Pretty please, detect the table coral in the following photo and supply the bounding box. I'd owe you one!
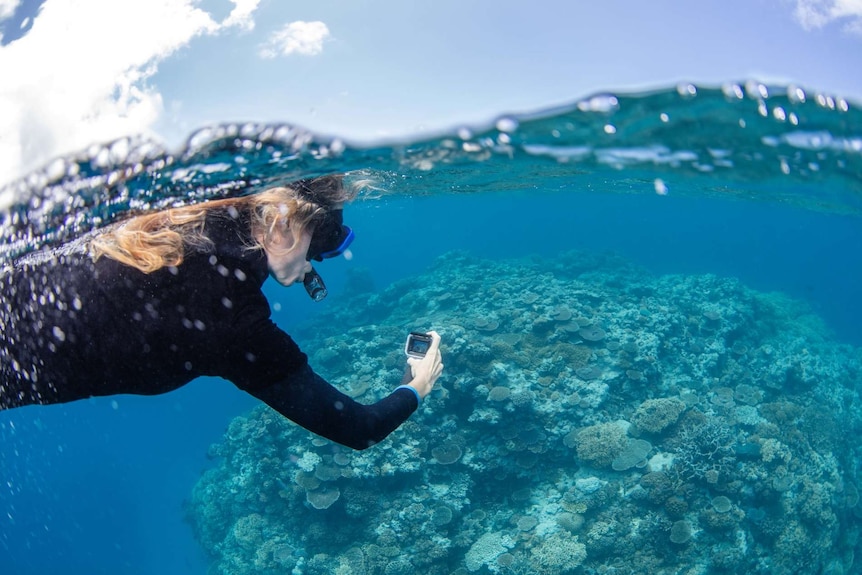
[464,531,513,572]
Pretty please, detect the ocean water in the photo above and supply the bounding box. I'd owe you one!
[1,83,861,575]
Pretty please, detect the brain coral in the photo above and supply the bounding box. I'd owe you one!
[632,398,686,433]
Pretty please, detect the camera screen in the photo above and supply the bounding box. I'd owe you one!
[406,332,433,357]
[409,339,430,354]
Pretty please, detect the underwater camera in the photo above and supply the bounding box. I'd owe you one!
[404,331,433,358]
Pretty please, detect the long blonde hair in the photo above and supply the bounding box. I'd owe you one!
[90,175,358,273]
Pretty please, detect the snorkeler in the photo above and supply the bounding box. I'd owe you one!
[0,175,443,450]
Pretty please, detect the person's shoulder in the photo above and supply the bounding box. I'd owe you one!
[202,207,268,283]
[204,207,250,245]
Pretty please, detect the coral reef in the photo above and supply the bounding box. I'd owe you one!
[188,250,862,575]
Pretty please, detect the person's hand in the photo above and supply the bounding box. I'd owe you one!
[406,330,443,399]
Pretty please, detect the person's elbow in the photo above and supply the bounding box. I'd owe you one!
[345,437,381,451]
[339,413,395,451]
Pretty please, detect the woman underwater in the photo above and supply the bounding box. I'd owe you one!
[0,174,444,450]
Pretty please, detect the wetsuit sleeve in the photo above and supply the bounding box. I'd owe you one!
[246,364,419,450]
[221,287,418,450]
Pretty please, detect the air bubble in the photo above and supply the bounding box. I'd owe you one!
[722,84,744,100]
[745,81,769,100]
[577,95,619,113]
[495,117,518,133]
[46,159,67,182]
[677,84,697,98]
[816,94,836,109]
[788,86,806,104]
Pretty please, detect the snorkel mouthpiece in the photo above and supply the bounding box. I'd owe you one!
[303,268,328,302]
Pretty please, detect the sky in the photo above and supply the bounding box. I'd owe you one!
[0,0,861,186]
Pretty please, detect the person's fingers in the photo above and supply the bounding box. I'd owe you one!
[426,330,441,355]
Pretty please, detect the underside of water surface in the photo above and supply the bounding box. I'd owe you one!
[1,81,860,262]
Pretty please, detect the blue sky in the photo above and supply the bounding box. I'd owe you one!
[0,0,861,185]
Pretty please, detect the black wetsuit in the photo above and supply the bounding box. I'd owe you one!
[0,209,417,449]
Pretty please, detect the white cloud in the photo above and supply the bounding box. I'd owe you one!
[259,20,330,58]
[223,0,260,32]
[793,0,862,33]
[0,0,20,20]
[0,0,261,188]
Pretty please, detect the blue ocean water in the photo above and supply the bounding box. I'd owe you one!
[1,83,861,574]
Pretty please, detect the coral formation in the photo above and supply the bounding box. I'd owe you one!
[631,397,686,433]
[528,532,586,573]
[610,438,652,471]
[187,250,862,575]
[670,520,692,544]
[572,422,628,468]
[464,531,513,572]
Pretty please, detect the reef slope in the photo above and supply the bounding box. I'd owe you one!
[188,250,862,575]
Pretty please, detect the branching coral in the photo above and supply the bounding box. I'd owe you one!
[528,532,587,574]
[671,415,736,483]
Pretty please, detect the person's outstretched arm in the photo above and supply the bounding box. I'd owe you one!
[223,295,444,449]
[246,363,420,450]
[247,330,444,449]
